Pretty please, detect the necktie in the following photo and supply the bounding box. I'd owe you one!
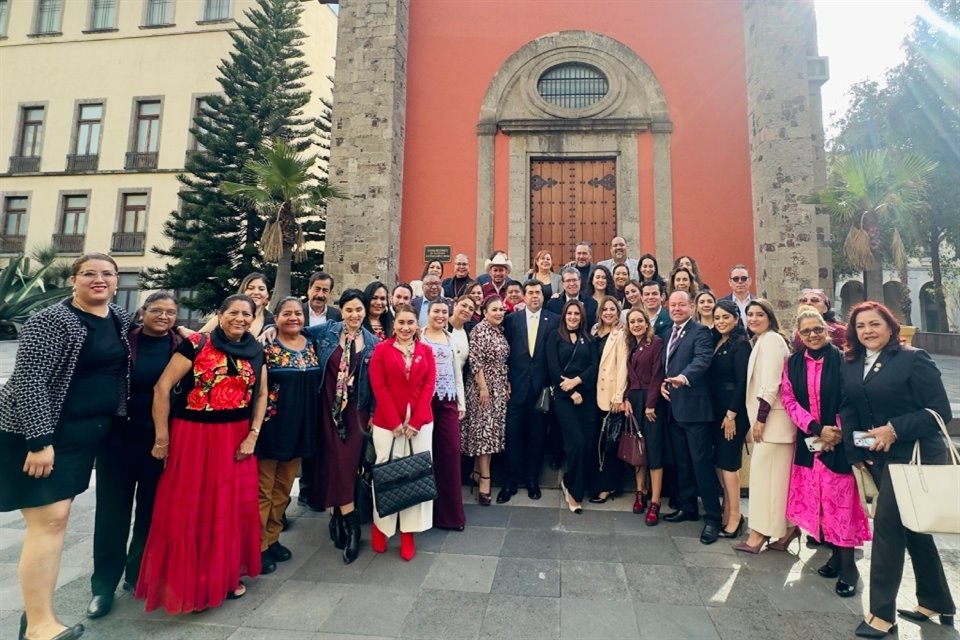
[668,324,681,353]
[528,313,538,356]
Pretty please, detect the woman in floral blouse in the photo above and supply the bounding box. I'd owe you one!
[256,298,322,575]
[136,295,268,614]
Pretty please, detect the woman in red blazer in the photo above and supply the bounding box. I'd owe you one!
[368,304,437,561]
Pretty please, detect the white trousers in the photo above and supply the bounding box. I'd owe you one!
[371,423,434,537]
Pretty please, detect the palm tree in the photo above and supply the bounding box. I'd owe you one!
[222,138,345,303]
[810,150,937,322]
[0,254,70,340]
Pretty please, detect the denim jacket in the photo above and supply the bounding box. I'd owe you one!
[307,321,378,411]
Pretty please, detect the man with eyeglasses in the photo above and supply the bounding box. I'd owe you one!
[412,275,452,327]
[442,254,473,298]
[598,236,639,281]
[544,266,598,326]
[719,265,753,318]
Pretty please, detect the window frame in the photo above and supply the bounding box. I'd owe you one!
[32,0,64,35]
[72,101,105,157]
[2,195,30,238]
[115,272,141,314]
[118,191,149,234]
[131,98,163,154]
[142,0,174,27]
[59,193,90,236]
[0,0,11,38]
[199,0,232,23]
[17,105,46,158]
[88,0,118,31]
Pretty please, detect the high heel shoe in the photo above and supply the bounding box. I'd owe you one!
[469,471,480,495]
[855,615,897,638]
[897,608,955,626]
[477,475,492,506]
[718,515,744,539]
[371,523,387,553]
[734,535,770,554]
[560,480,582,514]
[767,527,801,552]
[589,491,612,504]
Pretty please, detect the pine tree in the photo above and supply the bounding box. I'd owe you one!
[142,0,312,313]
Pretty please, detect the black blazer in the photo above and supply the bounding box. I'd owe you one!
[840,347,952,465]
[302,303,341,323]
[546,331,598,399]
[663,320,714,423]
[545,293,598,327]
[502,308,558,403]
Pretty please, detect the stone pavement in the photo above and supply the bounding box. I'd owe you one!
[1,481,959,640]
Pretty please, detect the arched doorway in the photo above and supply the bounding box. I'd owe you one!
[919,282,941,332]
[840,280,865,318]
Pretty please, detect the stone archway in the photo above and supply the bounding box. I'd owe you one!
[840,280,865,319]
[476,31,673,270]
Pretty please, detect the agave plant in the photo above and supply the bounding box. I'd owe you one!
[0,255,70,340]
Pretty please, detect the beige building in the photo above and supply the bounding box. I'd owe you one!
[0,0,337,312]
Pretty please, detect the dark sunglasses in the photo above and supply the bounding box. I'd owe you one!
[798,326,826,337]
[730,276,749,283]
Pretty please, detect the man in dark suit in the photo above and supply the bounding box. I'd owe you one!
[498,280,558,503]
[717,264,753,318]
[641,279,672,343]
[660,290,722,544]
[303,271,342,327]
[545,267,598,326]
[411,274,453,326]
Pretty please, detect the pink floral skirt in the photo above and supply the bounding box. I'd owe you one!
[786,457,872,548]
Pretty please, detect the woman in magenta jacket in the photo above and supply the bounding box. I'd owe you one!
[368,304,437,561]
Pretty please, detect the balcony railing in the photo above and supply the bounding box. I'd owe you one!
[125,152,158,171]
[66,154,100,172]
[111,231,146,254]
[52,234,86,254]
[8,156,41,173]
[0,236,26,254]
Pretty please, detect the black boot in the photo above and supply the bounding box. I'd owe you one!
[836,546,859,598]
[343,510,361,565]
[329,507,346,550]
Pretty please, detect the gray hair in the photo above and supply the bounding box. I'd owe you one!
[560,266,581,280]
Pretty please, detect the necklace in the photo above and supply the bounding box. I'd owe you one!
[71,297,108,318]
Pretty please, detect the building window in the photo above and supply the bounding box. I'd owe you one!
[191,96,212,152]
[75,103,103,156]
[175,290,204,328]
[120,193,148,233]
[116,273,140,312]
[135,101,161,153]
[0,0,10,38]
[34,0,63,34]
[144,0,173,26]
[1,196,28,253]
[536,63,609,110]
[202,0,231,21]
[53,194,88,253]
[90,0,117,30]
[19,107,45,157]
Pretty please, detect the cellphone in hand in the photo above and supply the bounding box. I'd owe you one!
[852,431,876,448]
[804,436,824,453]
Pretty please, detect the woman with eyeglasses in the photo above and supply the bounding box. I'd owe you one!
[87,293,183,620]
[793,288,845,351]
[1,253,131,640]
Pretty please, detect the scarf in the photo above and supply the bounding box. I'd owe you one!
[210,325,265,405]
[332,330,358,442]
[787,343,849,473]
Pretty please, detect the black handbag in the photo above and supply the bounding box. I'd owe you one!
[535,386,553,413]
[370,437,437,518]
[354,430,376,524]
[597,411,624,471]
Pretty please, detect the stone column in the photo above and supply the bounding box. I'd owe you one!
[743,0,827,314]
[324,0,409,291]
[651,122,674,267]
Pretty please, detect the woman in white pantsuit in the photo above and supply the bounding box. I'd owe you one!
[736,299,796,554]
[368,305,437,561]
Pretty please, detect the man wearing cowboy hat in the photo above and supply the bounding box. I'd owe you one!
[481,253,515,300]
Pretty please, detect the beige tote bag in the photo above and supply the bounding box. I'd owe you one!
[887,409,960,534]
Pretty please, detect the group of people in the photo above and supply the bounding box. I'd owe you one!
[0,240,955,640]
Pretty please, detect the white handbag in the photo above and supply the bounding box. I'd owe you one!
[887,408,960,534]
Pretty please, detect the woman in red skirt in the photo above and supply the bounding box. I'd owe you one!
[136,294,268,614]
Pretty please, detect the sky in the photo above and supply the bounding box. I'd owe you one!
[814,0,925,137]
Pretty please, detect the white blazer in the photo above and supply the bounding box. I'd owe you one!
[745,330,794,444]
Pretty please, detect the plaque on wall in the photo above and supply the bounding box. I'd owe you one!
[423,245,451,263]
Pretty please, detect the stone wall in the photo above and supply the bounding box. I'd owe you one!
[324,0,409,292]
[743,0,830,314]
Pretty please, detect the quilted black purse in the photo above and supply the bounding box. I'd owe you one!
[370,438,437,518]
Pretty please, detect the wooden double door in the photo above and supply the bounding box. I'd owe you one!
[529,158,617,266]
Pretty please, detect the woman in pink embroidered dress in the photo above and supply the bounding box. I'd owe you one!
[781,307,870,599]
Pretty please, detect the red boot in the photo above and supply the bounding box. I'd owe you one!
[371,524,387,553]
[400,532,416,561]
[645,502,660,526]
[632,491,647,514]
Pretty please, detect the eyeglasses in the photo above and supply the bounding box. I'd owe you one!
[145,309,178,318]
[455,262,469,267]
[730,276,749,283]
[798,326,826,337]
[77,270,118,279]
[798,297,823,304]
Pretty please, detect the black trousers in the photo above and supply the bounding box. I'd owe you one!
[668,418,721,526]
[553,394,594,503]
[505,387,545,487]
[868,462,956,622]
[91,425,163,595]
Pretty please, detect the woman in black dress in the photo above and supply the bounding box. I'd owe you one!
[362,281,393,340]
[88,292,181,620]
[0,253,131,640]
[708,299,751,538]
[546,300,598,514]
[306,290,378,564]
[257,298,321,574]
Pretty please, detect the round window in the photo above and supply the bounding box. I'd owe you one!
[536,62,609,110]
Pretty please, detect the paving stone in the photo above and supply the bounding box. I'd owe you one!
[238,580,345,632]
[228,629,317,640]
[421,554,497,593]
[623,563,703,605]
[707,606,801,640]
[750,569,854,613]
[439,526,505,557]
[479,594,560,640]
[413,527,449,553]
[84,618,236,640]
[633,603,720,639]
[462,504,512,528]
[320,585,418,637]
[560,532,620,562]
[692,567,777,610]
[559,561,630,601]
[400,589,487,639]
[508,507,560,530]
[500,529,563,560]
[358,550,436,588]
[490,558,561,598]
[617,535,682,565]
[289,543,374,584]
[558,509,616,534]
[559,597,639,639]
[611,512,662,536]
